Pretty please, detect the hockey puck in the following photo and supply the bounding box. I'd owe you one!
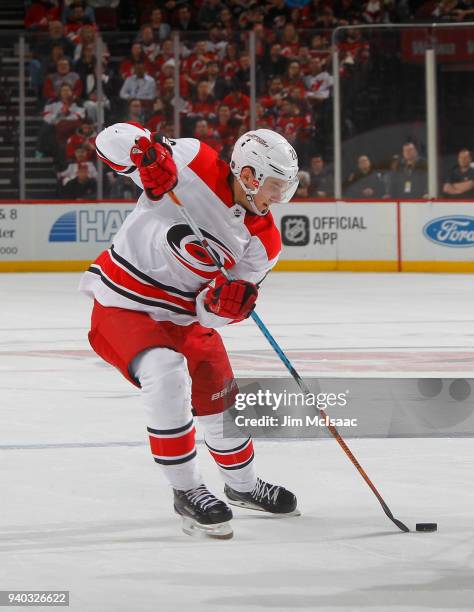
[416,523,437,532]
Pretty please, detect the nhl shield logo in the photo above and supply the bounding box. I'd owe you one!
[281,215,310,246]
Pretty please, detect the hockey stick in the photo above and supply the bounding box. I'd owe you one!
[168,190,409,534]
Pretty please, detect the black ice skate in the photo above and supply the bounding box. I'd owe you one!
[173,484,234,539]
[225,478,300,516]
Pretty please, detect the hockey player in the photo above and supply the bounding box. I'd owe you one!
[79,123,300,539]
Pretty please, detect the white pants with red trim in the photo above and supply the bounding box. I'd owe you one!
[131,347,256,493]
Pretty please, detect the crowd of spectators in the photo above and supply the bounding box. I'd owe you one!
[24,0,474,199]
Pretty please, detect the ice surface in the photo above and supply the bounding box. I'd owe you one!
[1,272,474,612]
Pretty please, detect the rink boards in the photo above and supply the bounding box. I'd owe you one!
[1,199,474,272]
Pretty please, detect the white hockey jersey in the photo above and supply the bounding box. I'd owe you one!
[79,122,282,328]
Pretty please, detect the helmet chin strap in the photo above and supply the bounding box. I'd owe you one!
[238,176,269,217]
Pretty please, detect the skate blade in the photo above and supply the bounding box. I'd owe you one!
[227,499,301,517]
[180,516,234,540]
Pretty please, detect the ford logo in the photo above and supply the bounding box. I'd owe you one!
[423,216,474,248]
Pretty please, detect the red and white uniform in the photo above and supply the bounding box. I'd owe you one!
[80,123,281,329]
[79,122,280,492]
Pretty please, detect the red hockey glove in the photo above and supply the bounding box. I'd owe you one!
[204,276,258,321]
[130,135,178,201]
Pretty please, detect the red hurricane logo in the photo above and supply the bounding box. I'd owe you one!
[166,224,236,279]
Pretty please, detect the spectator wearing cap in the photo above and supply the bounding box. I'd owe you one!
[194,119,222,155]
[119,63,157,107]
[62,162,98,199]
[66,119,96,161]
[345,155,386,199]
[309,154,334,198]
[388,142,427,198]
[43,58,83,101]
[442,148,474,199]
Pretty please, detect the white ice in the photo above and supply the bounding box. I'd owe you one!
[1,272,474,612]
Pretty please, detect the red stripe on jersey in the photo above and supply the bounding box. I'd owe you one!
[188,142,234,208]
[95,250,197,311]
[96,150,128,172]
[208,440,254,467]
[149,426,196,458]
[244,211,281,261]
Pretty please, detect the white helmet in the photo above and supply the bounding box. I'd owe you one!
[230,129,299,215]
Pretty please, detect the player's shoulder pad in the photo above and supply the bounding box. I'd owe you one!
[187,140,233,206]
[244,211,281,261]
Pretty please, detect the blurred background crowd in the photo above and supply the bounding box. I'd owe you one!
[12,0,474,199]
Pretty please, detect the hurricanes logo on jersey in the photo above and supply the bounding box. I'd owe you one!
[166,224,236,279]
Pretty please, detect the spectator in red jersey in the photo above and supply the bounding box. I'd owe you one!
[64,1,96,45]
[282,60,306,97]
[338,29,370,67]
[66,118,96,161]
[188,81,217,124]
[194,119,223,155]
[275,99,308,148]
[25,0,61,31]
[154,39,174,74]
[308,33,331,66]
[137,24,161,63]
[259,76,285,113]
[147,98,172,133]
[183,40,217,91]
[279,23,301,61]
[43,58,83,101]
[213,103,240,159]
[148,8,171,41]
[205,61,229,101]
[59,145,98,192]
[36,83,85,161]
[62,162,98,199]
[120,43,154,80]
[223,88,250,123]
